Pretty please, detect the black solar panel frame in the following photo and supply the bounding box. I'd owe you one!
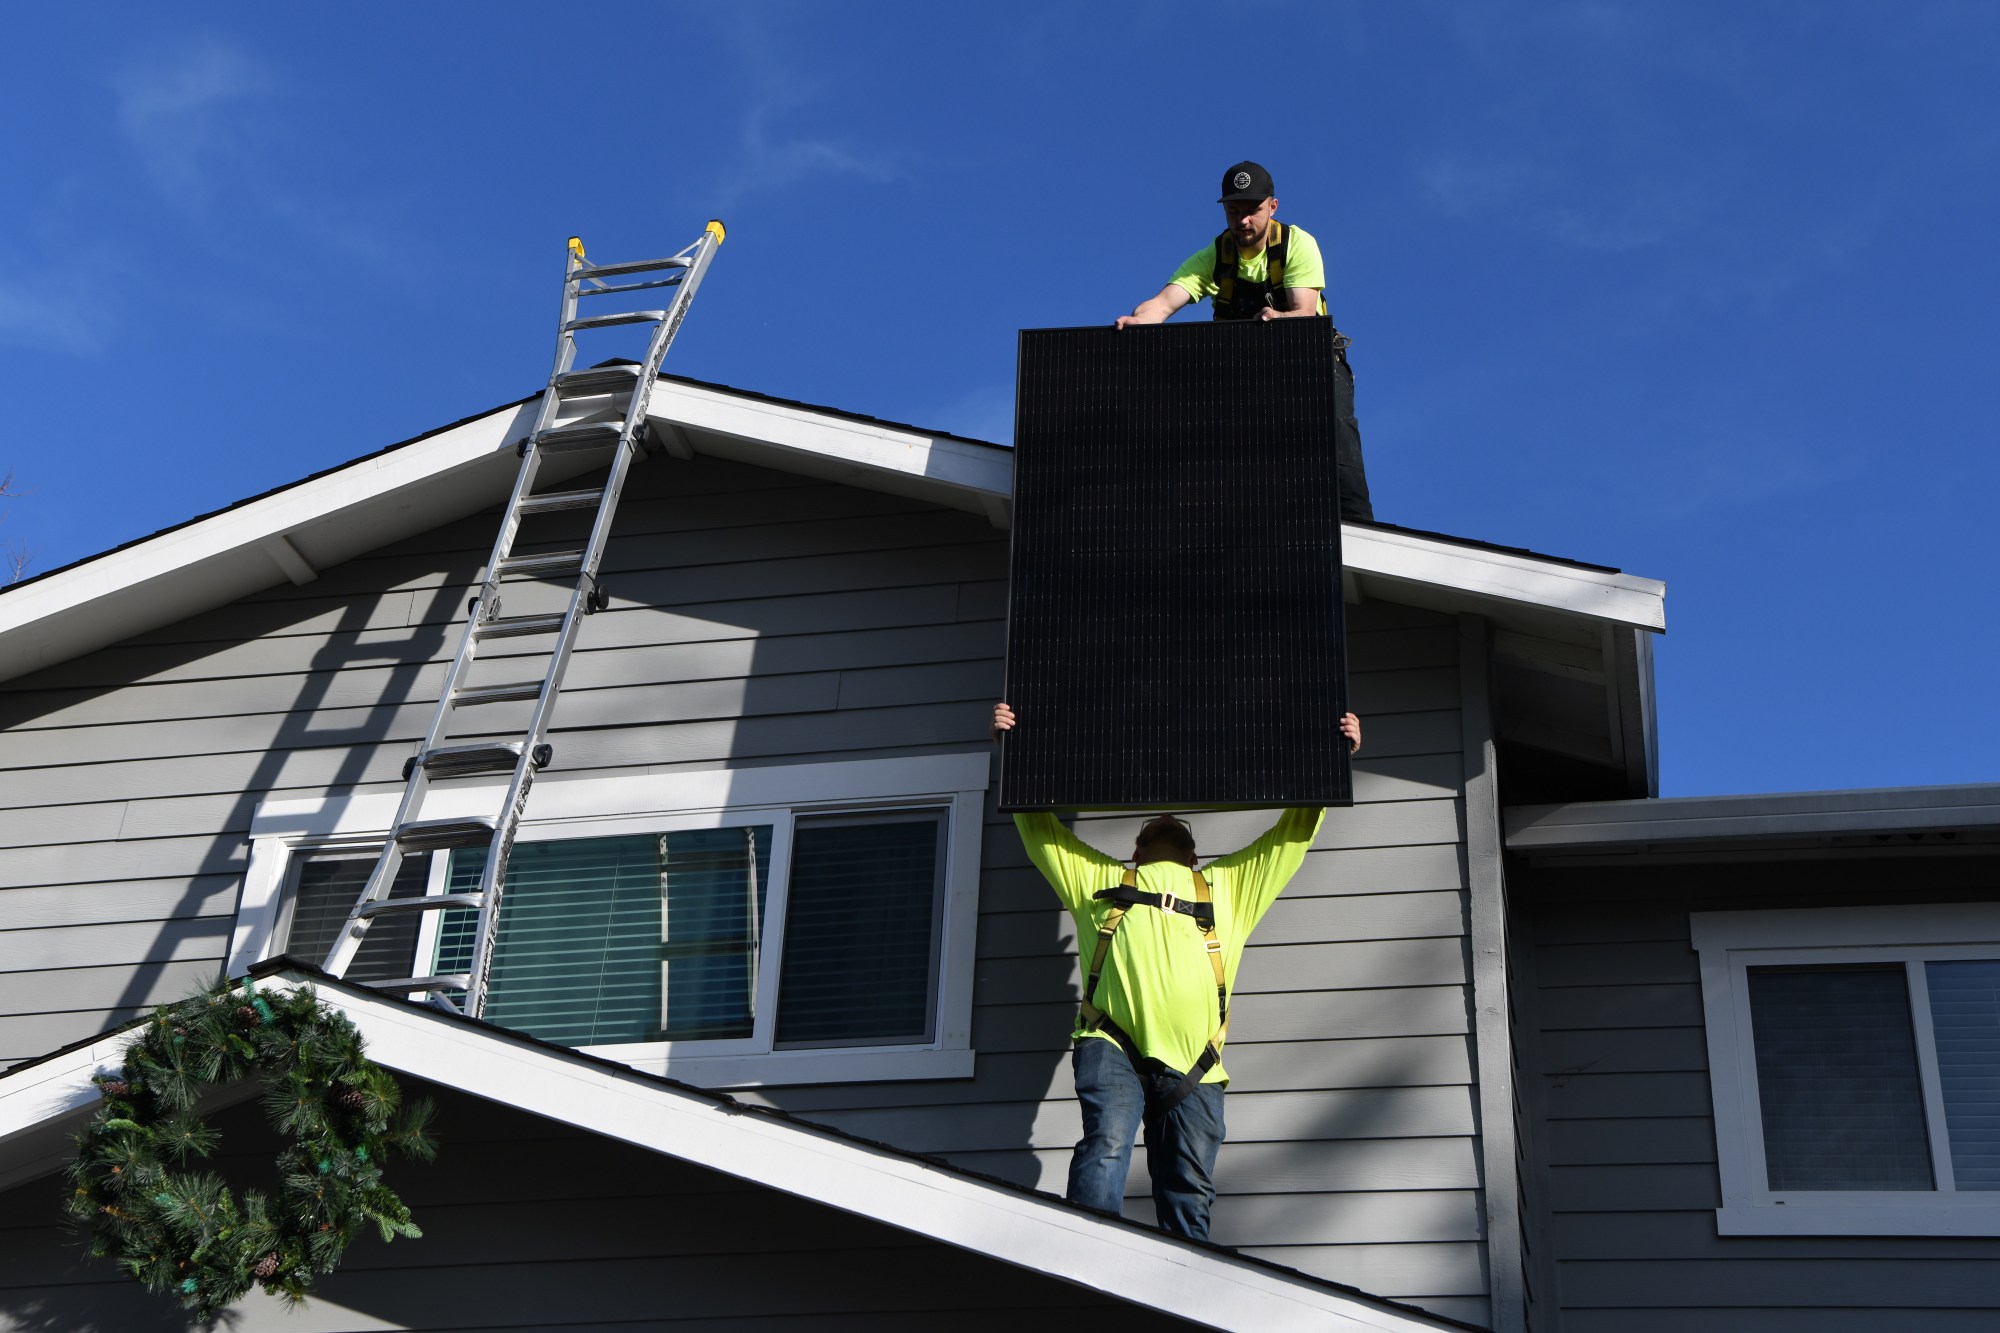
[1000,319,1353,812]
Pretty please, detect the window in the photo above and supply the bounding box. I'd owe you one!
[282,851,434,987]
[231,754,988,1087]
[1691,905,2000,1235]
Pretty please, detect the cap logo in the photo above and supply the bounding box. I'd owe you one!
[1233,171,1252,191]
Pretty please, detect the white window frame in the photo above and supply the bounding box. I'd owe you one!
[1691,903,2000,1236]
[230,753,990,1088]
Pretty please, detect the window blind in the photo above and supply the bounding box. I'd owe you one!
[286,853,431,983]
[436,827,771,1047]
[658,826,771,1040]
[1927,959,2000,1191]
[775,812,946,1048]
[1748,964,1934,1191]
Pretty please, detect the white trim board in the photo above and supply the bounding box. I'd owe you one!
[1343,524,1664,632]
[1507,783,2000,850]
[230,753,992,1089]
[0,371,1665,689]
[244,752,993,841]
[649,378,1013,508]
[0,399,538,683]
[0,383,1009,686]
[0,972,1475,1333]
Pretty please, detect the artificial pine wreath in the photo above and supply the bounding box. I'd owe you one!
[64,978,435,1318]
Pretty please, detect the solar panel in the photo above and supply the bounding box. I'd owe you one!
[1001,319,1353,812]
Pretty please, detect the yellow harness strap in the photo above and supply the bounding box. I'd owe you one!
[1215,220,1285,309]
[1078,865,1231,1061]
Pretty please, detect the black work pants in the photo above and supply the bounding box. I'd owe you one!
[1333,347,1374,524]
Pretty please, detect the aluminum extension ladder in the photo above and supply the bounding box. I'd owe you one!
[321,223,726,1016]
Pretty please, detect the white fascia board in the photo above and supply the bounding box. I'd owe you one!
[305,980,1466,1333]
[1506,782,2000,849]
[650,380,1664,633]
[0,976,1466,1333]
[0,1028,136,1172]
[650,380,1013,503]
[0,402,532,683]
[1343,524,1666,632]
[248,752,993,840]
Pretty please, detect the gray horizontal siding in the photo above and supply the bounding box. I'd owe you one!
[758,1035,1474,1112]
[1519,865,2000,1328]
[0,1083,1212,1332]
[1231,1242,1488,1298]
[0,454,1490,1317]
[0,459,1007,1066]
[948,1137,1484,1196]
[0,874,240,929]
[805,1083,1478,1154]
[1557,1313,2000,1333]
[750,594,1477,1306]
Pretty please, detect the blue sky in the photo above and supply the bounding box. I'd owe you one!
[3,2,1995,798]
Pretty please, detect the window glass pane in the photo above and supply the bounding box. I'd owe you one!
[286,853,430,984]
[436,827,771,1046]
[775,813,945,1049]
[1748,965,1933,1191]
[657,827,772,1040]
[1927,959,2000,1191]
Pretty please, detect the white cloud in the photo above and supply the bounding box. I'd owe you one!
[1418,149,1703,253]
[114,36,273,210]
[706,19,904,209]
[0,277,110,355]
[716,106,902,208]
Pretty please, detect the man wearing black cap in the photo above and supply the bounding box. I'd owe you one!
[990,701,1362,1241]
[1115,160,1375,523]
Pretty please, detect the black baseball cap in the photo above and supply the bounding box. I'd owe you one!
[1218,160,1275,203]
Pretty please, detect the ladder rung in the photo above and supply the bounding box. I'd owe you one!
[579,275,686,297]
[418,741,526,777]
[357,892,487,919]
[495,549,584,578]
[529,422,626,454]
[565,310,666,331]
[395,816,498,853]
[551,365,643,395]
[450,681,544,707]
[364,975,473,996]
[575,256,693,280]
[322,226,724,1014]
[515,487,606,515]
[474,612,567,640]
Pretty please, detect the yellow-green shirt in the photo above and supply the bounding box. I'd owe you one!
[1167,224,1328,312]
[1013,808,1326,1083]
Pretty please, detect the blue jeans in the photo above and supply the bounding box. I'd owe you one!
[1068,1036,1227,1240]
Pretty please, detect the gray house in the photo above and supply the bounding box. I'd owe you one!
[0,372,1991,1330]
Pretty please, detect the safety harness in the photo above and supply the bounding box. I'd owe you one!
[1077,866,1231,1114]
[1211,220,1328,321]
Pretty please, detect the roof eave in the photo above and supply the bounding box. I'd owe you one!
[0,378,1662,703]
[0,970,1477,1333]
[1505,782,2000,853]
[1342,524,1664,634]
[0,400,538,685]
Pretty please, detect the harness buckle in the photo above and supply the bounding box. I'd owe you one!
[1158,891,1178,916]
[1205,938,1223,955]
